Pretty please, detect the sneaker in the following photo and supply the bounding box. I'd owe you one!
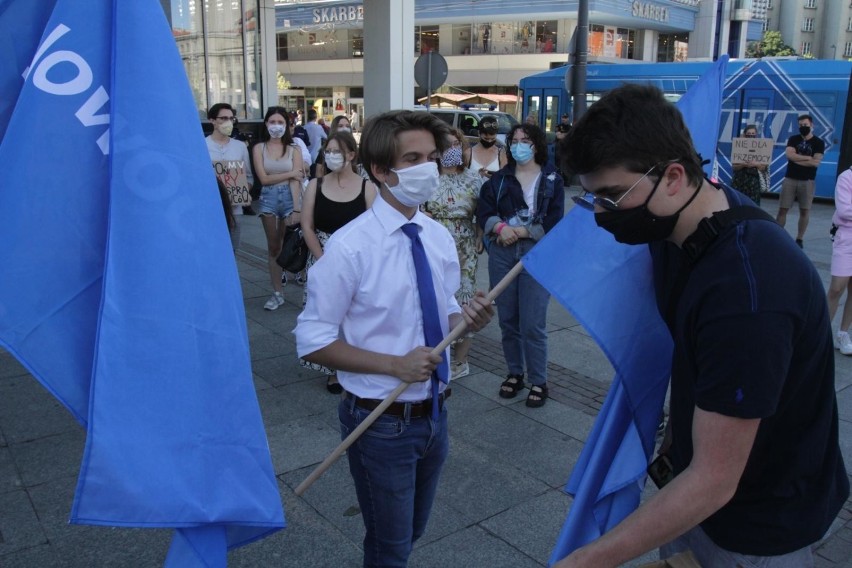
[264,291,284,311]
[839,331,852,356]
[281,272,288,286]
[451,361,470,380]
[296,271,307,286]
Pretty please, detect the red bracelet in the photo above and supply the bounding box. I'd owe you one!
[495,222,507,235]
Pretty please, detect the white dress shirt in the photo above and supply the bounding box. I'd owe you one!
[295,194,462,401]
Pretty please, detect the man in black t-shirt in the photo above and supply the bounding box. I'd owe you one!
[553,85,847,568]
[776,114,825,248]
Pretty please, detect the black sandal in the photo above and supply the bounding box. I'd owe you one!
[526,384,548,408]
[499,374,525,399]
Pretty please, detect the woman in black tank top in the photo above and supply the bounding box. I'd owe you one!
[299,131,376,393]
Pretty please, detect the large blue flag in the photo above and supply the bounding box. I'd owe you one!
[525,56,729,565]
[678,55,729,177]
[524,209,672,564]
[0,1,285,565]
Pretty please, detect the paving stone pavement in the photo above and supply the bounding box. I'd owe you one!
[1,195,852,567]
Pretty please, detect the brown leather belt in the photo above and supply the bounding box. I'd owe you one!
[345,388,452,418]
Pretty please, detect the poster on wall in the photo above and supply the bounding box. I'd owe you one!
[492,22,514,54]
[604,26,617,57]
[333,91,347,117]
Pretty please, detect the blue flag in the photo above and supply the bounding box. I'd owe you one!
[677,55,729,177]
[523,209,672,565]
[0,1,285,565]
[524,56,729,565]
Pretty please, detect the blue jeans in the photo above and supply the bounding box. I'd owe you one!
[661,525,814,567]
[339,397,449,568]
[488,239,551,386]
[258,183,294,218]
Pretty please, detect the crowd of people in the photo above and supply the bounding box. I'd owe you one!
[204,98,852,567]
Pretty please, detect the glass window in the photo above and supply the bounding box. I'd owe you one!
[169,1,207,119]
[544,96,558,133]
[802,18,813,32]
[472,23,493,54]
[658,33,689,62]
[416,25,439,54]
[526,95,540,124]
[616,28,635,59]
[459,113,479,135]
[801,41,812,55]
[805,0,816,8]
[491,22,516,54]
[277,33,288,61]
[536,21,558,53]
[350,29,364,58]
[516,21,535,54]
[845,42,852,57]
[452,24,472,55]
[243,5,261,119]
[590,24,637,59]
[205,0,247,115]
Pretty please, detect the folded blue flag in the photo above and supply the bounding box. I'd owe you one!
[524,56,728,565]
[0,1,285,565]
[523,209,672,565]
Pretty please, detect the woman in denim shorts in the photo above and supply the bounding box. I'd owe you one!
[252,107,305,311]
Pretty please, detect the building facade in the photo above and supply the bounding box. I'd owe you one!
[272,0,772,118]
[160,0,849,123]
[764,0,852,60]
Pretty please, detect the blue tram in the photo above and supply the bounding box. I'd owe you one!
[519,59,852,199]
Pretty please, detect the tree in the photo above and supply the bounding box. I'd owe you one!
[746,30,797,58]
[277,72,290,91]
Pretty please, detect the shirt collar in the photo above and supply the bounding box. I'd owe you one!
[372,193,428,236]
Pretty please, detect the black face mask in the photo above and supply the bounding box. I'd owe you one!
[594,172,701,244]
[479,138,496,148]
[799,125,811,137]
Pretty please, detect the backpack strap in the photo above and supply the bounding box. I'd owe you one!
[681,206,775,264]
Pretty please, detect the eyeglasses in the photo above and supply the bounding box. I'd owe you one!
[215,116,236,122]
[572,162,674,212]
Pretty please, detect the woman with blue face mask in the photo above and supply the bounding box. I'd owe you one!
[476,123,565,407]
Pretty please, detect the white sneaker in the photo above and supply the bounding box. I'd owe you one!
[264,292,285,311]
[451,361,470,380]
[839,331,852,356]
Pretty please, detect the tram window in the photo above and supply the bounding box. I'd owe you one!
[545,96,558,132]
[527,95,541,124]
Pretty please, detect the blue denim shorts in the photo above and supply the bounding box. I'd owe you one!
[259,183,294,219]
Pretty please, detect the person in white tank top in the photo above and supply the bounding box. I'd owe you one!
[467,115,507,182]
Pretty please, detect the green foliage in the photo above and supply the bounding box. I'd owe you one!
[746,31,797,58]
[277,72,290,91]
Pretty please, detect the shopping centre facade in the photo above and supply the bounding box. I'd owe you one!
[163,0,766,122]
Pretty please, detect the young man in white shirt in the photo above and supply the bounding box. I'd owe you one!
[296,110,493,567]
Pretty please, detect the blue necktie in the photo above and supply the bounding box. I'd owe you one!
[401,223,448,420]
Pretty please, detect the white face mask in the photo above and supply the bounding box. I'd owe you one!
[338,126,351,133]
[267,124,285,138]
[325,153,345,172]
[217,121,234,137]
[385,161,439,207]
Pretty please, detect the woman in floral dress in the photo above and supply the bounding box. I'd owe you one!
[424,128,483,379]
